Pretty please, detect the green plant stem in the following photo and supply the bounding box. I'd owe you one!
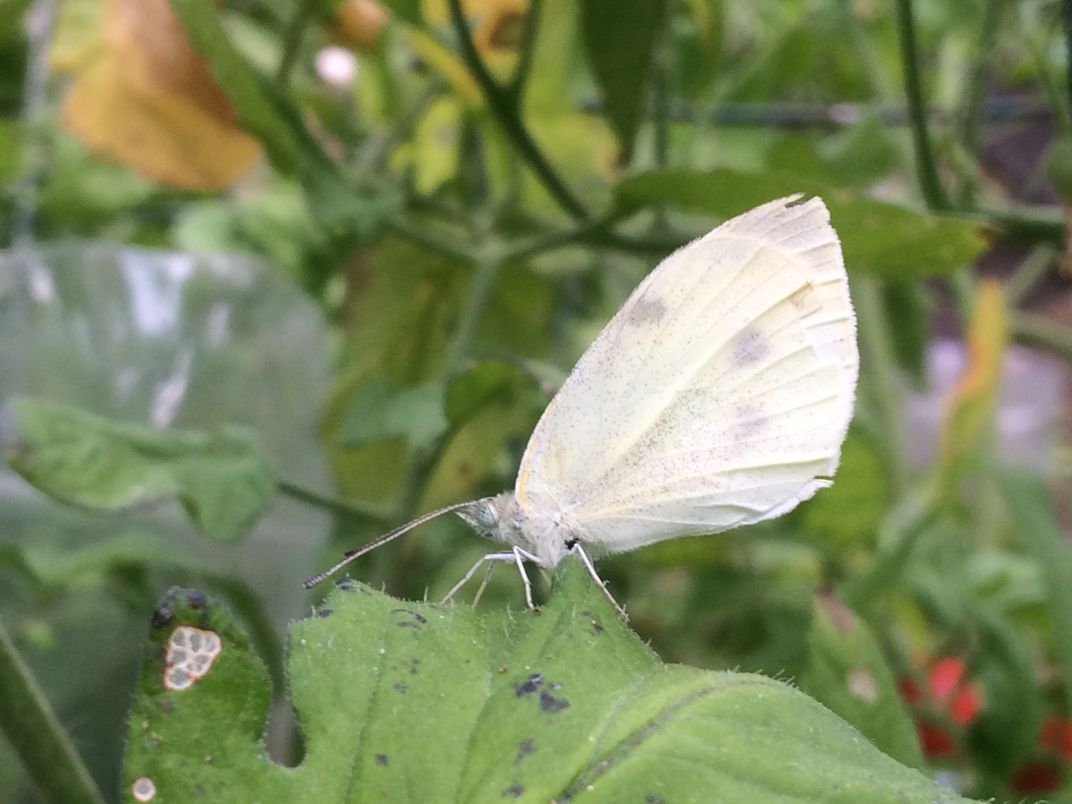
[973,202,1064,245]
[357,79,446,173]
[505,0,542,101]
[1011,311,1072,362]
[446,0,589,221]
[384,217,480,263]
[276,0,317,84]
[11,0,57,247]
[842,485,941,615]
[853,276,908,498]
[895,0,950,211]
[1006,245,1057,306]
[443,254,501,375]
[1066,0,1072,132]
[0,616,104,804]
[957,0,1002,205]
[277,480,391,523]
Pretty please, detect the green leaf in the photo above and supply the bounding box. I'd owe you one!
[445,360,529,426]
[122,563,977,802]
[4,398,276,542]
[579,0,667,159]
[965,613,1043,778]
[377,0,422,26]
[996,464,1072,713]
[880,280,930,384]
[337,379,449,451]
[803,432,888,549]
[1044,137,1072,201]
[614,169,987,278]
[799,592,924,770]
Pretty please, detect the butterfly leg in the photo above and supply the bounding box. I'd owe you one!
[469,562,497,608]
[440,547,540,612]
[570,543,627,620]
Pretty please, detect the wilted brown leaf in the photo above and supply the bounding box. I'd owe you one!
[61,0,261,190]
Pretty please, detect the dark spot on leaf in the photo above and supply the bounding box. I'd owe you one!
[501,783,524,798]
[515,673,543,697]
[317,608,334,618]
[334,576,358,591]
[579,611,605,634]
[151,604,174,630]
[645,795,664,804]
[186,590,207,608]
[393,682,409,693]
[391,608,428,628]
[409,658,421,675]
[514,739,535,763]
[375,753,389,766]
[539,691,569,713]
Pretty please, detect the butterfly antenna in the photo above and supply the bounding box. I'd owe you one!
[302,500,477,589]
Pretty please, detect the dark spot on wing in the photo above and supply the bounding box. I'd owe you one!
[391,608,428,628]
[732,329,770,366]
[375,753,389,766]
[539,691,569,713]
[502,783,525,798]
[515,673,543,697]
[732,401,769,438]
[625,295,668,326]
[514,739,535,763]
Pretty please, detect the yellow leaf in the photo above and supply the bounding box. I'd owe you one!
[60,0,261,190]
[938,280,1008,476]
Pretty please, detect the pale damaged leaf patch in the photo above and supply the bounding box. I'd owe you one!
[121,568,977,802]
[163,626,222,691]
[131,776,156,802]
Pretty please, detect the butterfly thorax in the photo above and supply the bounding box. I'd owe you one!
[456,492,572,568]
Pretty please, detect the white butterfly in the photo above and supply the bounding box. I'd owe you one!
[307,195,858,615]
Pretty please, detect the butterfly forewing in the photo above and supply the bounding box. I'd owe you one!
[515,196,858,555]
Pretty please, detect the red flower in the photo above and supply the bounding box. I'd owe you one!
[897,655,984,759]
[1008,760,1061,794]
[917,723,956,757]
[1040,716,1072,759]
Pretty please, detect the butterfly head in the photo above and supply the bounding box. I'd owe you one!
[456,493,573,568]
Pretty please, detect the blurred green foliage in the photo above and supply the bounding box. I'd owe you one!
[2,0,1072,801]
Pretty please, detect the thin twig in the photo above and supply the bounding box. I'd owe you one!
[277,480,391,524]
[11,0,57,247]
[0,616,105,804]
[446,0,589,221]
[853,276,908,497]
[505,0,542,102]
[895,0,950,211]
[443,253,501,375]
[276,0,317,84]
[1011,311,1072,363]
